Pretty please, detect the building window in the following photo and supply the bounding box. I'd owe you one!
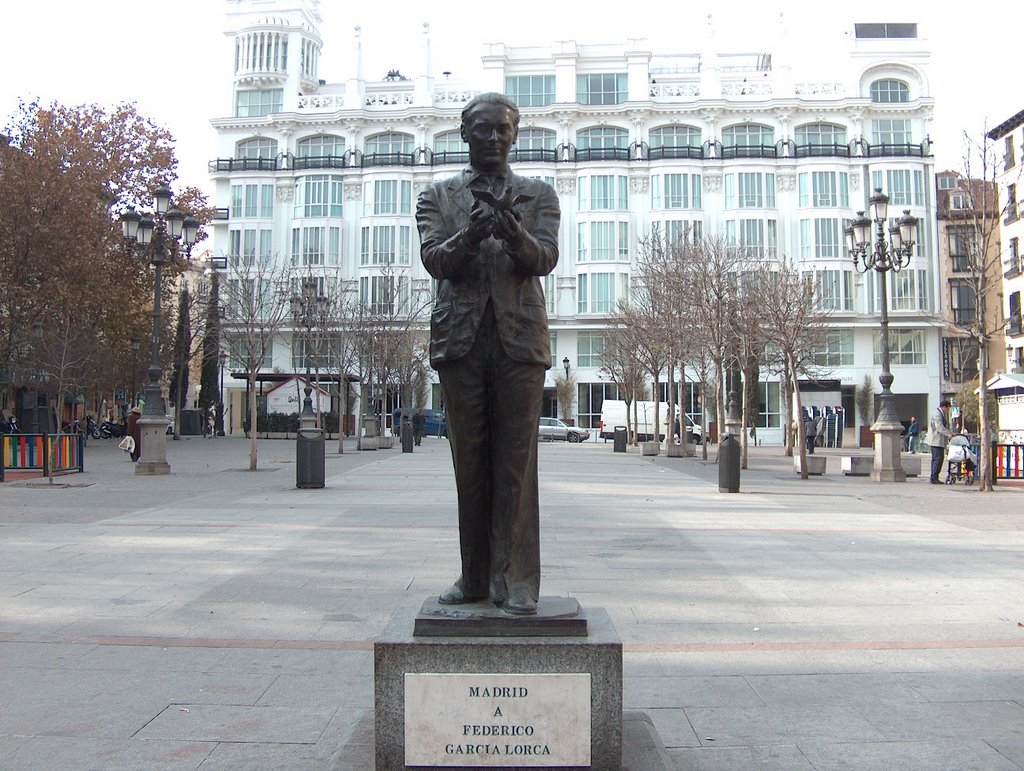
[544,275,556,315]
[229,228,272,267]
[505,75,555,107]
[575,272,621,314]
[516,128,556,152]
[230,184,274,219]
[235,89,283,117]
[362,179,412,215]
[652,219,702,247]
[799,218,850,259]
[235,137,278,159]
[578,221,629,262]
[1006,184,1018,223]
[291,226,328,267]
[359,274,409,315]
[722,124,774,147]
[794,123,847,147]
[577,332,606,367]
[873,329,926,365]
[725,218,778,258]
[651,174,702,209]
[872,119,912,145]
[576,127,629,150]
[228,336,272,371]
[950,280,976,325]
[576,73,627,105]
[937,174,958,190]
[869,79,910,103]
[798,171,849,207]
[871,169,913,206]
[296,135,345,158]
[755,382,781,428]
[725,173,776,208]
[804,269,853,310]
[885,269,927,311]
[812,329,854,366]
[649,125,701,148]
[365,132,414,157]
[578,175,628,211]
[578,381,621,430]
[294,175,343,218]
[360,225,411,266]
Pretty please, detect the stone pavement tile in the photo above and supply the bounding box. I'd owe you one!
[666,744,814,770]
[4,736,214,770]
[623,652,669,677]
[797,739,1021,770]
[862,700,1024,742]
[197,741,337,770]
[0,641,91,668]
[682,704,887,747]
[255,673,372,711]
[625,675,763,710]
[135,703,335,744]
[328,710,375,770]
[745,673,928,707]
[903,672,1024,702]
[645,708,701,748]
[989,737,1024,767]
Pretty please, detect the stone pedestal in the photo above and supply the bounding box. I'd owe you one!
[871,419,906,482]
[135,417,170,475]
[375,602,622,769]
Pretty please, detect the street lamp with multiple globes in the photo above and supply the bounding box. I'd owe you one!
[290,282,327,431]
[120,185,199,475]
[845,188,919,483]
[218,350,227,437]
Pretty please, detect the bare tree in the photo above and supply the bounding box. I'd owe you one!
[600,320,646,445]
[222,255,293,470]
[943,130,1010,490]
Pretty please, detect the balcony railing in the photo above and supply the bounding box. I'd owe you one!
[721,144,778,159]
[292,155,349,170]
[952,308,977,325]
[575,147,631,162]
[208,158,277,173]
[951,255,971,273]
[865,142,929,158]
[647,145,704,160]
[793,142,852,158]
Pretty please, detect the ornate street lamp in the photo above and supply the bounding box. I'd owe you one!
[120,185,199,475]
[562,356,570,379]
[845,188,918,482]
[30,321,43,434]
[218,350,227,437]
[130,336,140,408]
[290,282,327,431]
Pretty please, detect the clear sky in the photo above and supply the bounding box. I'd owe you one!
[1,0,1018,199]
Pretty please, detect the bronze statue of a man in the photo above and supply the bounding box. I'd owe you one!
[416,93,560,615]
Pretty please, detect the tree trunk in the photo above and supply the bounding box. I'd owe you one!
[790,355,808,479]
[248,378,258,471]
[740,372,749,470]
[978,351,992,491]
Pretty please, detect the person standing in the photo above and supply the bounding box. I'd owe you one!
[905,416,920,453]
[126,406,142,463]
[417,92,560,616]
[412,408,426,446]
[803,414,817,454]
[928,400,953,484]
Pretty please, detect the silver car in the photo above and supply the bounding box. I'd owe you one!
[538,417,590,443]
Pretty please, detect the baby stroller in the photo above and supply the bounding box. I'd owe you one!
[945,435,977,485]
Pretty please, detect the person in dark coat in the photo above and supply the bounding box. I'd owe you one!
[412,408,426,446]
[127,406,142,462]
[417,92,560,616]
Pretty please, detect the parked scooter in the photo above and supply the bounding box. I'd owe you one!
[87,415,100,439]
[99,419,126,439]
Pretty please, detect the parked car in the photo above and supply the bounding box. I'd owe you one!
[392,408,448,438]
[538,417,590,443]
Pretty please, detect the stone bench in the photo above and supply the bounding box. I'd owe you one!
[902,456,923,477]
[842,456,873,476]
[794,455,827,475]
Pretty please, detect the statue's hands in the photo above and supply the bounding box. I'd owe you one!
[493,208,525,252]
[465,201,495,246]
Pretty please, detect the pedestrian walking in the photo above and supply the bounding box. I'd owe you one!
[803,414,817,454]
[928,401,953,484]
[412,408,426,446]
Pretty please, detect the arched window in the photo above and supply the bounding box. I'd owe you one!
[236,137,278,159]
[365,132,414,155]
[795,123,847,146]
[869,79,910,103]
[722,124,774,147]
[649,125,701,149]
[296,135,345,157]
[516,128,556,151]
[432,131,464,153]
[576,127,629,149]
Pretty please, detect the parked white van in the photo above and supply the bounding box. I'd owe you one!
[598,400,705,443]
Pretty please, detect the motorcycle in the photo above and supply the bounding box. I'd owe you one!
[87,416,101,439]
[99,420,126,439]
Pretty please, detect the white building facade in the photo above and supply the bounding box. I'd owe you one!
[210,1,943,444]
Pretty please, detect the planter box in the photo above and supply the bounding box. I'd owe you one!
[901,456,923,477]
[378,436,394,449]
[842,456,873,476]
[666,443,691,457]
[640,441,660,456]
[794,455,827,475]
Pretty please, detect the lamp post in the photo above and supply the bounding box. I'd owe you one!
[218,350,227,436]
[290,282,327,431]
[562,356,570,379]
[120,185,198,475]
[845,188,918,483]
[130,336,140,409]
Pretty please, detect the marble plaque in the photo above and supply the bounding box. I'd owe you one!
[404,672,591,766]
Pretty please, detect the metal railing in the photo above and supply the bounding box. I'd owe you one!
[1,433,84,481]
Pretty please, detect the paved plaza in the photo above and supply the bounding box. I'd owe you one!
[0,434,1023,769]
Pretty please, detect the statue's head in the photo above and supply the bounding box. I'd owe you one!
[460,92,520,172]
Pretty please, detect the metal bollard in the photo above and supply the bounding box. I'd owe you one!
[613,426,627,453]
[401,421,413,453]
[296,426,326,489]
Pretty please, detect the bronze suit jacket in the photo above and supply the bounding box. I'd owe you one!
[417,169,560,367]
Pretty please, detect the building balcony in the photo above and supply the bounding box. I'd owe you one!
[1009,317,1024,337]
[952,308,977,325]
[951,255,971,273]
[208,158,278,173]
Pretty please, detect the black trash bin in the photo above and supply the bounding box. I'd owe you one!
[401,421,414,453]
[296,427,326,489]
[718,431,740,493]
[613,426,627,453]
